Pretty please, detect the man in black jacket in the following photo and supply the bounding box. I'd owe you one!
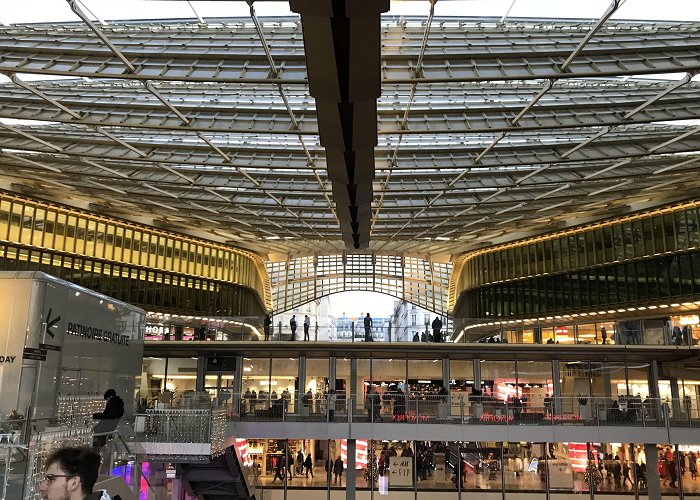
[432,316,443,343]
[93,389,124,420]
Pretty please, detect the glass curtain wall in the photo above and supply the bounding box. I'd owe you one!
[449,360,474,418]
[305,358,329,414]
[242,358,271,416]
[408,360,445,420]
[273,358,298,414]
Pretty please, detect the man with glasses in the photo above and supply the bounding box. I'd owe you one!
[39,446,113,500]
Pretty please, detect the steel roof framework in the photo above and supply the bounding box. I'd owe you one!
[0,7,699,258]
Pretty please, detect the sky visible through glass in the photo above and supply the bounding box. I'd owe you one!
[3,0,700,25]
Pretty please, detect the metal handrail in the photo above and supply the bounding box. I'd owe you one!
[228,393,699,428]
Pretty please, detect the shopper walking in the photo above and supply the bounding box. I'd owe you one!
[668,459,678,488]
[272,456,285,483]
[689,451,697,480]
[304,453,315,478]
[303,314,311,340]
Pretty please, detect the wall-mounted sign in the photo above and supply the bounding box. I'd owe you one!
[389,456,413,486]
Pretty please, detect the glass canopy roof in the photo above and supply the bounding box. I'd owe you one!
[1,0,699,257]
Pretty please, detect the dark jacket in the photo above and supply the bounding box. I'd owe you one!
[93,396,125,420]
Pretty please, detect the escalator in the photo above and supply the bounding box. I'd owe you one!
[178,446,255,500]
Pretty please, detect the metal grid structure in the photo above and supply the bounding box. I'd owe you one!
[1,3,700,260]
[267,254,451,315]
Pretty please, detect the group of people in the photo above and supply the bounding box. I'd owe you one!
[671,324,695,345]
[263,314,313,341]
[272,450,315,482]
[659,447,699,488]
[325,456,345,484]
[593,454,642,490]
[264,313,447,343]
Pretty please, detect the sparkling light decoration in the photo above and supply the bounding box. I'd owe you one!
[24,426,93,500]
[1,432,23,499]
[57,395,105,426]
[210,410,227,457]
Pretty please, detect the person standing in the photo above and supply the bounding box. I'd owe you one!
[668,458,678,488]
[689,451,697,480]
[286,448,295,480]
[290,315,297,341]
[333,456,344,485]
[325,457,333,483]
[296,450,304,475]
[304,453,315,478]
[303,314,311,341]
[264,314,272,341]
[432,316,443,343]
[39,446,112,500]
[364,313,373,342]
[601,326,607,345]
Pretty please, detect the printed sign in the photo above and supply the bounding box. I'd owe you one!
[548,459,574,489]
[39,343,62,352]
[389,456,413,486]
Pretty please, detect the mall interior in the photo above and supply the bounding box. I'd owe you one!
[1,1,700,499]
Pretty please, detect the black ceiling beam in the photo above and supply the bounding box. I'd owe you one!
[290,0,389,249]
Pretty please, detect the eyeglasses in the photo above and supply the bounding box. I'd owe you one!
[41,474,77,483]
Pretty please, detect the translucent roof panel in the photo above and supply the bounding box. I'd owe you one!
[1,1,699,257]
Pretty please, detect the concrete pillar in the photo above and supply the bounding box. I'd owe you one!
[329,356,337,391]
[552,360,562,414]
[233,356,243,414]
[195,357,206,392]
[442,358,450,392]
[299,356,307,413]
[347,439,356,500]
[603,362,612,400]
[644,443,661,499]
[670,377,682,418]
[648,361,663,421]
[351,359,358,411]
[474,359,482,391]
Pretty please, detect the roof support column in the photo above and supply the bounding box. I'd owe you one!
[290,0,390,249]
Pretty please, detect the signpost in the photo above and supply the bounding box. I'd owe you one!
[39,343,62,352]
[22,347,47,362]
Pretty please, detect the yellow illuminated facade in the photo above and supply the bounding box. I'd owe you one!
[0,192,271,315]
[450,201,700,317]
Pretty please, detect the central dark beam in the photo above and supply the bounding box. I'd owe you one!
[290,0,389,249]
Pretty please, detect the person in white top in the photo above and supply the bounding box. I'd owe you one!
[303,315,311,341]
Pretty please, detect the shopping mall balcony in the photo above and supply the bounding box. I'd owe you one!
[143,335,700,446]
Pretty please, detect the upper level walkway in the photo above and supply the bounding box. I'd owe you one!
[144,340,700,363]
